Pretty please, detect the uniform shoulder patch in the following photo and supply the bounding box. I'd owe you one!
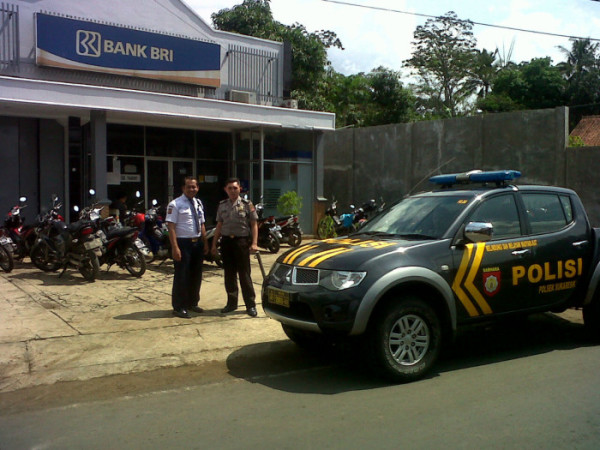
[241,198,250,204]
[167,205,174,214]
[219,199,228,204]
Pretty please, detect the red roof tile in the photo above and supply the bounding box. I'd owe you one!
[570,115,600,146]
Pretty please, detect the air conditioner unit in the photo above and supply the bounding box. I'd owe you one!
[281,99,298,109]
[227,90,256,104]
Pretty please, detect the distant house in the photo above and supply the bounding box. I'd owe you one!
[570,115,600,146]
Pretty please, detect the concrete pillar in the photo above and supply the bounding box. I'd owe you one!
[90,110,107,200]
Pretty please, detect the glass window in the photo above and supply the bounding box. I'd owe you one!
[522,193,570,234]
[107,124,143,156]
[469,194,521,240]
[560,195,573,222]
[196,131,232,160]
[265,130,313,161]
[146,127,194,158]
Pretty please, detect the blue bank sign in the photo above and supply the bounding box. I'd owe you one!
[35,13,221,87]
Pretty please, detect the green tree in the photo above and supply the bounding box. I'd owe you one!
[404,11,478,117]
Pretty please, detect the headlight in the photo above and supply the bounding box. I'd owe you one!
[320,270,366,291]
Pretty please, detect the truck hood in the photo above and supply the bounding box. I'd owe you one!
[277,236,429,270]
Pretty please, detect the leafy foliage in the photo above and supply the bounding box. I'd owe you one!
[277,191,303,215]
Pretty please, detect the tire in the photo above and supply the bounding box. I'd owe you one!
[139,238,155,264]
[267,233,280,254]
[288,230,302,247]
[30,240,62,272]
[282,324,327,350]
[79,251,100,282]
[123,244,146,277]
[368,297,442,383]
[317,216,335,239]
[583,298,600,342]
[0,245,14,273]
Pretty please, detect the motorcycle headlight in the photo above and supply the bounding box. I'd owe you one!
[320,270,366,291]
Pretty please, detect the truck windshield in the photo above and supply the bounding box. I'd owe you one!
[359,195,471,239]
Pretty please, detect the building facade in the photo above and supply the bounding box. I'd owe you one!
[0,0,334,229]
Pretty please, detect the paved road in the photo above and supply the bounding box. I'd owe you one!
[1,312,599,449]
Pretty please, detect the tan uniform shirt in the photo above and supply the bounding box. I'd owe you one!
[216,197,258,237]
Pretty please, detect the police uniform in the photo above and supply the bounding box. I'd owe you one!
[166,194,205,314]
[216,197,258,311]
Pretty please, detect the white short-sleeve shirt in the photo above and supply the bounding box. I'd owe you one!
[165,194,205,238]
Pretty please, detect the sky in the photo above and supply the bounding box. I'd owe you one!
[185,0,600,76]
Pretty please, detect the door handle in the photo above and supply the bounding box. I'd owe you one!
[572,240,588,248]
[511,249,530,257]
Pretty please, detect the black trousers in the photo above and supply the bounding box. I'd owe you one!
[221,236,256,309]
[172,238,204,310]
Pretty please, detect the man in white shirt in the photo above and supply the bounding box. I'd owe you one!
[166,176,208,318]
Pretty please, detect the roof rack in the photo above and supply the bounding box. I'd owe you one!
[429,170,521,187]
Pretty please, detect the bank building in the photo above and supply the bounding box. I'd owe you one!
[0,0,334,231]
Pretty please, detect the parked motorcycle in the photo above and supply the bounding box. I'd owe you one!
[126,197,170,263]
[2,196,37,260]
[317,198,381,239]
[204,225,223,267]
[274,214,302,247]
[0,232,14,273]
[82,204,147,278]
[255,201,282,254]
[30,194,103,281]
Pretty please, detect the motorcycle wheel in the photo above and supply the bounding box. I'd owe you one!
[266,233,280,254]
[79,251,100,282]
[141,237,156,264]
[30,241,62,272]
[0,245,14,273]
[288,230,302,247]
[317,216,336,239]
[123,244,146,277]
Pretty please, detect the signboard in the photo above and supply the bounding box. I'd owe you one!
[35,13,221,87]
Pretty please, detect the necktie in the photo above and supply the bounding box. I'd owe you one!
[188,197,199,235]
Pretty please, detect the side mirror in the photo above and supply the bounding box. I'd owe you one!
[464,222,493,243]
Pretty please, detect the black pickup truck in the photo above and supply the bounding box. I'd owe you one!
[262,170,600,382]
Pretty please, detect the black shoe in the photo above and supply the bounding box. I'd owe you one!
[221,305,238,314]
[189,306,204,313]
[247,307,258,317]
[173,308,190,319]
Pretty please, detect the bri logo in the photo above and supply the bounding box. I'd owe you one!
[76,30,101,57]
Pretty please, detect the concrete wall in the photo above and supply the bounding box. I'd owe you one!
[320,107,600,226]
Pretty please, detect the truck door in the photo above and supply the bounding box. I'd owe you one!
[452,193,535,320]
[520,192,592,308]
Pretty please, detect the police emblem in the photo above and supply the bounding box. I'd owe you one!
[483,270,501,296]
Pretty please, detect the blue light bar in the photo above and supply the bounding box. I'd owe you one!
[430,170,521,186]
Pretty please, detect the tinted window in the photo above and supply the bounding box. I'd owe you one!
[469,194,521,240]
[522,193,570,234]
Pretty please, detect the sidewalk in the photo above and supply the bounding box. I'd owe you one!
[0,248,289,393]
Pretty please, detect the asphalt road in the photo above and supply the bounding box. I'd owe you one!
[1,313,600,449]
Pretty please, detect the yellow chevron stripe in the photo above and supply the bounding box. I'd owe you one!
[283,244,319,265]
[297,247,350,267]
[307,248,353,268]
[452,244,479,317]
[465,243,493,315]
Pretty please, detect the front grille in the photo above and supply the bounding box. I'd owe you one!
[293,267,319,285]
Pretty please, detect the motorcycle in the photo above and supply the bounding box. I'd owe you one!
[0,231,14,273]
[274,214,302,247]
[255,201,283,254]
[2,196,38,260]
[317,198,381,239]
[30,194,103,281]
[126,197,170,263]
[204,225,223,267]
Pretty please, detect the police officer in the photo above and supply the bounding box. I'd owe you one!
[211,177,258,317]
[166,176,208,319]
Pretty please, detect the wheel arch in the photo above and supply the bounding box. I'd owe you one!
[350,267,457,339]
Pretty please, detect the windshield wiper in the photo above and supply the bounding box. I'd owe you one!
[352,231,397,238]
[395,233,437,240]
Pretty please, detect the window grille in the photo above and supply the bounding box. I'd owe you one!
[227,44,280,105]
[0,2,19,72]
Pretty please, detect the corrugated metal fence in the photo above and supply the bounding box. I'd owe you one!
[0,2,19,71]
[227,44,280,105]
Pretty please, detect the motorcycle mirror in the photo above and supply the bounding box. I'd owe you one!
[73,205,80,212]
[136,191,141,198]
[19,196,27,202]
[52,194,58,202]
[350,204,355,209]
[89,189,96,196]
[152,199,158,206]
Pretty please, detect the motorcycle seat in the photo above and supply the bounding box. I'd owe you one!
[106,227,137,239]
[67,220,92,233]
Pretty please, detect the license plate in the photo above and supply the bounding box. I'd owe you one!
[267,287,291,308]
[84,239,102,250]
